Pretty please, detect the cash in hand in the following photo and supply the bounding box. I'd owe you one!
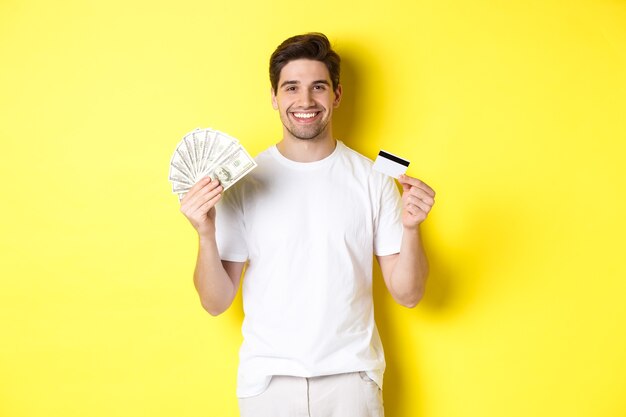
[168,128,257,200]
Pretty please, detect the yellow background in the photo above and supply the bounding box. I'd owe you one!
[1,0,625,416]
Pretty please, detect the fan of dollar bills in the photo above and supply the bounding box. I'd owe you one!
[168,128,257,200]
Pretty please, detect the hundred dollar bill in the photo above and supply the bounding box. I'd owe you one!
[192,129,208,175]
[182,132,198,177]
[205,130,238,163]
[175,139,195,178]
[169,148,194,181]
[198,140,238,179]
[207,145,257,191]
[197,129,218,175]
[169,165,194,186]
[171,179,192,193]
[169,127,255,199]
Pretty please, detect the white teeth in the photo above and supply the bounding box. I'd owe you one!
[293,112,317,119]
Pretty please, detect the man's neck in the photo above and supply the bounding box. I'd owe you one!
[276,134,337,163]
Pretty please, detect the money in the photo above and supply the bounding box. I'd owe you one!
[211,146,258,190]
[168,128,257,200]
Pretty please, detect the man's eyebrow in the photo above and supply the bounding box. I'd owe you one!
[279,80,299,88]
[279,80,331,88]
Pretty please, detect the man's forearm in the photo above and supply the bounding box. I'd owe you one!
[194,234,237,316]
[388,226,429,308]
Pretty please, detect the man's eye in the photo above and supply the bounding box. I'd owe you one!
[313,85,326,90]
[286,86,296,92]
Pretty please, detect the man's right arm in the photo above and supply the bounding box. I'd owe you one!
[180,176,245,316]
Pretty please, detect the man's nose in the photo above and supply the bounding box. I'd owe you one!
[298,90,315,107]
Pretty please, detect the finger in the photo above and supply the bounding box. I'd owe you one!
[405,204,420,217]
[191,192,223,217]
[405,204,424,217]
[182,180,221,210]
[189,186,223,214]
[408,188,435,206]
[405,194,430,207]
[399,175,435,197]
[405,196,431,213]
[181,176,214,204]
[183,192,213,219]
[181,189,206,213]
[202,183,224,205]
[414,200,432,213]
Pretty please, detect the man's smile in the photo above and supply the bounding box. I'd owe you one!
[290,111,322,122]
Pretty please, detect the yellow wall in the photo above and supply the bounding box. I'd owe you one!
[1,0,625,416]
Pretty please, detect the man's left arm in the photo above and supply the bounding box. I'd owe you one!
[377,174,436,308]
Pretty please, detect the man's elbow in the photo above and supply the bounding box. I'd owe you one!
[200,299,228,316]
[397,288,425,309]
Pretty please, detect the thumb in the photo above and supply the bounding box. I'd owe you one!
[398,175,411,192]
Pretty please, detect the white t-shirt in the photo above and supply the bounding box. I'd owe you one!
[215,140,403,398]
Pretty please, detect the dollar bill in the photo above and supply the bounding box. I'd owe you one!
[182,133,197,177]
[169,148,195,181]
[168,165,194,185]
[169,127,256,199]
[171,180,191,193]
[192,129,208,174]
[207,146,257,190]
[208,130,237,159]
[198,141,238,178]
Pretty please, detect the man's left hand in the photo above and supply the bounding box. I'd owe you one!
[397,174,436,230]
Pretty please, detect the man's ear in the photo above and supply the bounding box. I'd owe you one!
[333,84,343,108]
[271,88,278,110]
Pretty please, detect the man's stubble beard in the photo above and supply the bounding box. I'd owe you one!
[281,111,331,141]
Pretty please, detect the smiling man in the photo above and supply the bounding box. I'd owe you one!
[179,33,436,417]
[273,59,338,141]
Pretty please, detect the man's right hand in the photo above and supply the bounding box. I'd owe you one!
[180,176,224,238]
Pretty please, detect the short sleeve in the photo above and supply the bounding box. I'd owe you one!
[373,175,403,256]
[215,188,249,262]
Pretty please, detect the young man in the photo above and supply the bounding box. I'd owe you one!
[180,33,435,417]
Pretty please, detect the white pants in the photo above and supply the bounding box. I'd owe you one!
[238,372,384,417]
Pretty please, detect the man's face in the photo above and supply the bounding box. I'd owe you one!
[271,59,342,141]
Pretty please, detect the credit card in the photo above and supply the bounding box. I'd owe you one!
[372,150,410,178]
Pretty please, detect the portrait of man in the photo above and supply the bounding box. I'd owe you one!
[179,33,435,416]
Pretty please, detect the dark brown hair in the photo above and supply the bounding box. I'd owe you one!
[269,32,341,93]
